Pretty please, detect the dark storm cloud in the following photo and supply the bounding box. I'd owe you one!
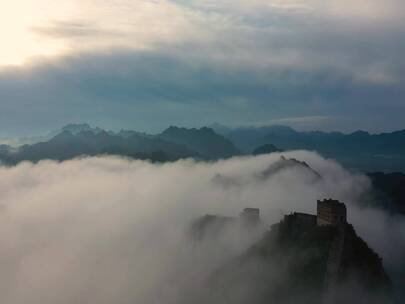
[0,50,403,134]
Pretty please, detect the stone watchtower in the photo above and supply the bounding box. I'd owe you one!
[317,199,347,226]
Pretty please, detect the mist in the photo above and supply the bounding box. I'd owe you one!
[0,151,403,303]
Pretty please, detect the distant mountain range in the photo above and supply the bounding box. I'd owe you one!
[211,124,405,172]
[0,125,403,216]
[0,124,239,164]
[1,123,405,173]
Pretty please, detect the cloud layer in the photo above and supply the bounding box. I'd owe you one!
[0,0,405,134]
[0,151,403,303]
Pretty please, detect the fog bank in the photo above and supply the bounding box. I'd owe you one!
[0,151,403,303]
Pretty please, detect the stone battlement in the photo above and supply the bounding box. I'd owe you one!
[317,199,347,226]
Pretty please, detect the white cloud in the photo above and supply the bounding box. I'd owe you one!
[4,0,405,78]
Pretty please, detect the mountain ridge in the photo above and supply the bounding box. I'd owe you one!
[1,123,405,173]
[0,125,240,164]
[158,126,240,159]
[210,124,405,172]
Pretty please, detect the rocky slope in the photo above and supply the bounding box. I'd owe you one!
[191,210,393,304]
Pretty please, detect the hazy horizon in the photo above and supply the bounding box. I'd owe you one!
[2,121,405,140]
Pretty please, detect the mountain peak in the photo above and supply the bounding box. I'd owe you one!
[159,126,239,159]
[260,156,322,180]
[209,123,231,136]
[52,130,75,140]
[162,126,216,135]
[252,144,283,155]
[62,123,91,130]
[349,130,370,137]
[47,123,104,138]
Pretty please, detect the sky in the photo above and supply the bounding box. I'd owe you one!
[0,0,405,135]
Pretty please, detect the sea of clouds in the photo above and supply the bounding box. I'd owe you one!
[0,151,403,303]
